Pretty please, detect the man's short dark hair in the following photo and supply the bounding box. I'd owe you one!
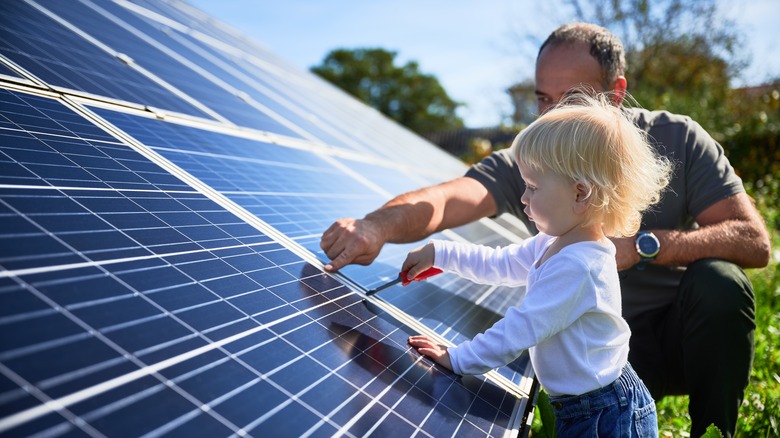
[539,23,626,88]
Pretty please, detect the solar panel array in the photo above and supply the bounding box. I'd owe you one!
[0,1,537,436]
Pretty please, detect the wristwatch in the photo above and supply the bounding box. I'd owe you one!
[635,231,660,270]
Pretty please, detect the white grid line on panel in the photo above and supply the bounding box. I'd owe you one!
[24,0,234,126]
[80,0,335,146]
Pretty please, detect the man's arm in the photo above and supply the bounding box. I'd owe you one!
[321,176,496,271]
[612,193,771,270]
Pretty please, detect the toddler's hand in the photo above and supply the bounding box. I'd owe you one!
[408,335,453,372]
[402,243,436,281]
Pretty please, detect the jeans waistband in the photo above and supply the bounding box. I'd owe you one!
[549,363,643,417]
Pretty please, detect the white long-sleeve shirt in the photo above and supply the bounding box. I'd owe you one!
[433,234,630,396]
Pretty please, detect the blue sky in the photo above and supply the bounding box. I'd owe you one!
[187,0,780,127]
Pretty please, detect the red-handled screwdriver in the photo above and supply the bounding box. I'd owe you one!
[365,267,443,296]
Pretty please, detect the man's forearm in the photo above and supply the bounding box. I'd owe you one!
[368,177,497,244]
[654,219,770,269]
[320,176,497,271]
[363,197,437,244]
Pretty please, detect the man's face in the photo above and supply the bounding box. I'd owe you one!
[534,43,607,114]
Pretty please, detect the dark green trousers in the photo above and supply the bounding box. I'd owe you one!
[626,259,755,438]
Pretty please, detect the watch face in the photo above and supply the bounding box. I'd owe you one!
[637,234,660,258]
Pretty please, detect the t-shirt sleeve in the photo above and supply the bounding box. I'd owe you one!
[633,109,746,226]
[464,149,527,219]
[682,119,745,218]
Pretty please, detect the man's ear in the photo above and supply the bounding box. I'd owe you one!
[612,76,627,106]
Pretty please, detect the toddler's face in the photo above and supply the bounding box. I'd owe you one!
[518,162,580,236]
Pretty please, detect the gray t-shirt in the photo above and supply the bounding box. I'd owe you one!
[465,107,745,318]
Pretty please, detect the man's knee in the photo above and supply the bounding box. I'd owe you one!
[679,259,755,322]
[678,259,755,437]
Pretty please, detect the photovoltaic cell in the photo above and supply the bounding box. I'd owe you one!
[121,0,475,163]
[34,0,306,139]
[0,1,213,120]
[0,0,536,435]
[89,106,389,213]
[84,105,486,278]
[158,28,401,153]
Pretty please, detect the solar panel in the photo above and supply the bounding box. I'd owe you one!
[0,1,214,120]
[85,99,532,384]
[0,1,536,436]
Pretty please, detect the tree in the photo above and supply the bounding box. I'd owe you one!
[563,0,747,135]
[311,48,464,135]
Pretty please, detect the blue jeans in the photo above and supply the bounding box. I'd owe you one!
[549,363,657,437]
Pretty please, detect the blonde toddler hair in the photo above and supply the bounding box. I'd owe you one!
[512,93,673,237]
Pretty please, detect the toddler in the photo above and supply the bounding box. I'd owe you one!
[405,94,671,437]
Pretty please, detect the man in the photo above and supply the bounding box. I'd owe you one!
[320,23,770,437]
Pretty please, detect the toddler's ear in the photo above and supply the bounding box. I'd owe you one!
[575,181,593,202]
[573,181,593,214]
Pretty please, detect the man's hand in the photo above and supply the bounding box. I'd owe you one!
[320,217,386,272]
[408,335,453,372]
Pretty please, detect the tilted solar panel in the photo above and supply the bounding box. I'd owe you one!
[0,0,536,436]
